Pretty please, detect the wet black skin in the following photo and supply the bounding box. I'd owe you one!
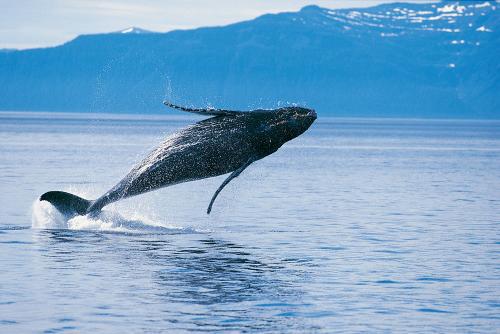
[88,106,317,212]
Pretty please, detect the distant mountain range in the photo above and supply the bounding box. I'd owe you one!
[0,1,498,118]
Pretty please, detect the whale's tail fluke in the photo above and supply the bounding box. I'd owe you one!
[40,191,94,217]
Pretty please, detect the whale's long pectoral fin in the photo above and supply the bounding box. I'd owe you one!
[207,159,255,214]
[163,101,244,117]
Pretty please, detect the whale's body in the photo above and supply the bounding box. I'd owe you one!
[40,102,316,216]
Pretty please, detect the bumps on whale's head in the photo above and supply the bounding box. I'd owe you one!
[272,106,317,141]
[244,105,317,153]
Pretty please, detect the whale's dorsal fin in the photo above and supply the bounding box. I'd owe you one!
[163,101,244,117]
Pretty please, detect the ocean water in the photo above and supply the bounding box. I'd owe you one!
[0,111,499,333]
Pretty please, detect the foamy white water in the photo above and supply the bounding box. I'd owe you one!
[1,112,499,333]
[31,184,201,233]
[31,198,197,233]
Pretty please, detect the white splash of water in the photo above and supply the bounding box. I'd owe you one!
[31,200,68,229]
[31,188,200,234]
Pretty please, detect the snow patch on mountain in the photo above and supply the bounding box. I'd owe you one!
[474,2,491,8]
[476,25,493,32]
[317,1,497,38]
[116,27,154,34]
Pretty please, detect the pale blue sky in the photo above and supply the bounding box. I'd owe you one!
[1,0,437,49]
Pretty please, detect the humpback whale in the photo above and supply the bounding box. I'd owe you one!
[40,102,317,216]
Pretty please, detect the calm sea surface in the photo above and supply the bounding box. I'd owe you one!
[0,112,499,333]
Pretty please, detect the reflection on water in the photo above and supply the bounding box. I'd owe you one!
[152,239,284,305]
[22,229,309,332]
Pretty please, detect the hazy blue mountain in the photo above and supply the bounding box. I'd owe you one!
[0,1,498,118]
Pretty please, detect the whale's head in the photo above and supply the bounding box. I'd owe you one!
[272,106,317,141]
[251,106,317,153]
